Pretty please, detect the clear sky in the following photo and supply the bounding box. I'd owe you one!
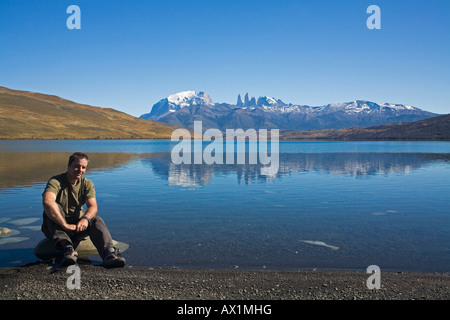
[1,0,449,117]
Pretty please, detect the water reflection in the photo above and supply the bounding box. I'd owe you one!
[143,152,450,186]
[0,152,139,192]
[1,152,449,191]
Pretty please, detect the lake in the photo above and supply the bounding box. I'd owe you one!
[0,140,449,272]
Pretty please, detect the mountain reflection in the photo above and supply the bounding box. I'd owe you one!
[0,152,139,192]
[2,152,449,191]
[143,153,450,186]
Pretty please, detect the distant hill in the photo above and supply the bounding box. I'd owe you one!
[0,86,179,139]
[280,114,450,141]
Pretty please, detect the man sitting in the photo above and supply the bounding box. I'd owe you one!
[41,152,125,268]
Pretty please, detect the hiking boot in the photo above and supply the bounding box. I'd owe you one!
[103,247,126,268]
[61,246,78,266]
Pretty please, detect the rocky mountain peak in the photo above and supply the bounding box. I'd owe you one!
[140,90,214,121]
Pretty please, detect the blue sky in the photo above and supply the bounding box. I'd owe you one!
[1,0,449,117]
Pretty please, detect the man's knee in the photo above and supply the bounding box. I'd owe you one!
[90,215,109,231]
[52,230,73,249]
[91,215,104,225]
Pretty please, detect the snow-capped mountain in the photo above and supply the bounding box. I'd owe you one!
[140,91,438,131]
[140,91,214,120]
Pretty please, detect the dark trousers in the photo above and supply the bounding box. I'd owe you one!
[42,205,115,259]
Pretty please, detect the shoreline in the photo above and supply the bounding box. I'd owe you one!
[0,261,448,300]
[2,138,450,141]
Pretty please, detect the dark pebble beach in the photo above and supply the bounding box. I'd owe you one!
[0,261,448,300]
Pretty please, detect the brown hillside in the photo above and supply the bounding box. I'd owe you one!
[280,114,450,141]
[0,86,180,139]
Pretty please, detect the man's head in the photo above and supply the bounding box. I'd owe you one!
[67,152,89,181]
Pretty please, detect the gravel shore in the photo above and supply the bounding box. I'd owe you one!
[0,261,448,300]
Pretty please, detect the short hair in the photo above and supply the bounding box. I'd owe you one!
[68,152,89,166]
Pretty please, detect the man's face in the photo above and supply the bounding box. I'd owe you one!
[67,157,88,180]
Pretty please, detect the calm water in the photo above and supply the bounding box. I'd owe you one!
[0,140,449,272]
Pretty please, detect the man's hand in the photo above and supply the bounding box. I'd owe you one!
[76,218,89,233]
[63,223,77,235]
